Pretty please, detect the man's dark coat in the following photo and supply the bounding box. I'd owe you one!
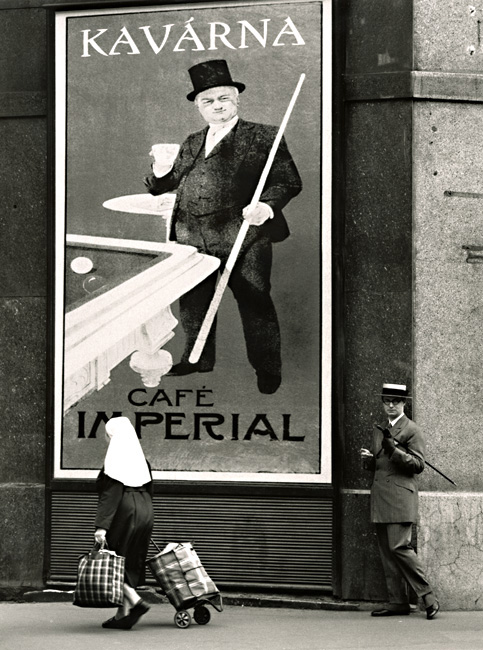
[366,414,426,523]
[146,118,302,243]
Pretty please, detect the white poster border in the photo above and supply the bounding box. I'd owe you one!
[52,0,332,484]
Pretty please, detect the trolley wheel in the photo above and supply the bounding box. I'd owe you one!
[194,605,211,625]
[174,610,191,628]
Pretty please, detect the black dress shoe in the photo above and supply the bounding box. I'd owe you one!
[167,362,213,376]
[102,615,132,629]
[426,600,440,620]
[371,608,410,617]
[256,370,281,394]
[127,600,150,627]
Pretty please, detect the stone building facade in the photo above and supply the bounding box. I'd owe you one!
[1,0,482,608]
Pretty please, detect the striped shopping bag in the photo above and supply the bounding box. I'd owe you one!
[73,545,125,608]
[147,541,219,609]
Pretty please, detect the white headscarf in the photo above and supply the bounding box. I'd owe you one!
[104,417,151,487]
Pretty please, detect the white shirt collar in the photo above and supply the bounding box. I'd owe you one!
[205,116,239,156]
[208,115,239,134]
[389,412,405,427]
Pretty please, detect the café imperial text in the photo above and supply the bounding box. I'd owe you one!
[76,387,305,442]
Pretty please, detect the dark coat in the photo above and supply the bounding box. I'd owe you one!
[364,415,426,523]
[145,118,302,243]
[95,468,154,588]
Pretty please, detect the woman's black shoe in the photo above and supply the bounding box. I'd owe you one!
[127,600,150,627]
[371,608,410,617]
[102,615,132,630]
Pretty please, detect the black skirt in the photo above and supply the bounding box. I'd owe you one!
[95,471,154,588]
[107,488,154,587]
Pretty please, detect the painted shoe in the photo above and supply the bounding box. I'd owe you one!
[256,370,281,394]
[167,362,213,376]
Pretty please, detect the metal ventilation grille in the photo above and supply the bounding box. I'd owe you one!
[50,492,332,589]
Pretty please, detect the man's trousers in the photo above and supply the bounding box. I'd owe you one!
[375,523,435,609]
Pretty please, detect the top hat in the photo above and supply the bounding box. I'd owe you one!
[187,59,246,101]
[380,383,412,399]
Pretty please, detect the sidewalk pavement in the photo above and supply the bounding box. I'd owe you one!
[1,593,483,650]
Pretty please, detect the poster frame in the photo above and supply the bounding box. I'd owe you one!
[48,0,333,485]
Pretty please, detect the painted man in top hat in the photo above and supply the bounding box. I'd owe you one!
[360,383,439,619]
[144,59,302,394]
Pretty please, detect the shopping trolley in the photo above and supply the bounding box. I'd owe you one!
[146,540,223,628]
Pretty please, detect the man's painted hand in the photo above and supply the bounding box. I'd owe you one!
[143,174,157,192]
[242,201,273,226]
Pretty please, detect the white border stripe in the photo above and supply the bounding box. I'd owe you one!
[53,1,332,485]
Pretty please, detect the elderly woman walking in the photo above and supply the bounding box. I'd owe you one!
[94,416,154,630]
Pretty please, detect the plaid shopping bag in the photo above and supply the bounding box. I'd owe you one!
[73,546,125,608]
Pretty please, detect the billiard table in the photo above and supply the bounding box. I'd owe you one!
[62,234,220,412]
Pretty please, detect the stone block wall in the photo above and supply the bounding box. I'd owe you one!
[338,0,483,609]
[1,0,483,608]
[412,0,483,610]
[0,3,48,593]
[418,493,483,610]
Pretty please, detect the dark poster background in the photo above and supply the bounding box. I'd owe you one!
[55,1,326,481]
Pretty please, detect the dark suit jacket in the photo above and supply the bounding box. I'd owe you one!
[364,415,426,523]
[146,118,302,243]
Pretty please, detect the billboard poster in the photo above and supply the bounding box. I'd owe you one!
[53,0,331,483]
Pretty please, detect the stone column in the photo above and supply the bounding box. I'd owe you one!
[0,5,48,595]
[336,0,414,601]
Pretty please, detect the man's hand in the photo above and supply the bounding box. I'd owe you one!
[376,424,392,438]
[381,436,396,457]
[143,174,158,193]
[242,201,273,226]
[360,447,374,470]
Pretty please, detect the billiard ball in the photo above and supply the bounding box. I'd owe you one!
[70,256,94,274]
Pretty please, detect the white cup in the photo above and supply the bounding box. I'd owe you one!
[149,143,180,177]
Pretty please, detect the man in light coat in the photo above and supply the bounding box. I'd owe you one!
[361,383,439,619]
[144,59,302,394]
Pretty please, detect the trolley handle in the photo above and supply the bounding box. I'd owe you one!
[150,539,196,553]
[150,538,163,553]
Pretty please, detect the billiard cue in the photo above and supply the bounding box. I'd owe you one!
[188,73,306,365]
[375,424,457,486]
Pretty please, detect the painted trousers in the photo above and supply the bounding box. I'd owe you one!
[175,209,281,376]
